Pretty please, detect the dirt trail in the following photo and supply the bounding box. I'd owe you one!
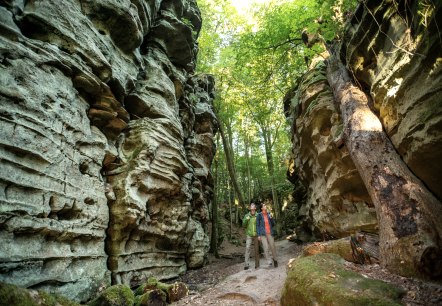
[172,240,302,305]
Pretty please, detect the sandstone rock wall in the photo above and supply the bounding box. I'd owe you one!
[285,0,441,240]
[284,62,377,239]
[341,0,442,200]
[0,0,216,302]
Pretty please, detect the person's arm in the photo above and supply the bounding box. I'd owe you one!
[256,214,262,236]
[242,213,250,228]
[269,213,275,227]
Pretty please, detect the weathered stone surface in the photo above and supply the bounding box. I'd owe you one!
[106,117,192,284]
[0,0,215,302]
[147,0,201,71]
[284,62,377,240]
[302,238,354,262]
[0,34,110,302]
[281,253,404,306]
[341,0,442,201]
[285,1,442,241]
[182,74,217,269]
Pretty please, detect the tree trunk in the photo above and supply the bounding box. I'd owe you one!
[226,119,234,159]
[327,54,442,278]
[244,134,252,203]
[210,135,220,257]
[228,180,232,239]
[218,117,246,210]
[262,126,281,233]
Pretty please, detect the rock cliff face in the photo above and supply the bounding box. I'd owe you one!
[341,0,442,201]
[285,0,441,240]
[0,0,216,302]
[285,62,377,240]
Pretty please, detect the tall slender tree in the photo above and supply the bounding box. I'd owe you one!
[210,135,221,257]
[216,114,246,211]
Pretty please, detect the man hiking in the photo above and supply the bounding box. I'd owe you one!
[243,203,260,270]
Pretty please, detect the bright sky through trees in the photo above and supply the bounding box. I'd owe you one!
[231,0,269,15]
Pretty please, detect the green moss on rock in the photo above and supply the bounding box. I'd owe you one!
[38,291,80,306]
[88,284,135,306]
[134,277,159,296]
[0,282,80,306]
[0,282,36,306]
[134,277,188,303]
[302,238,353,262]
[134,289,167,306]
[281,253,404,306]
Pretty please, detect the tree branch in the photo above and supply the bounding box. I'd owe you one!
[258,37,303,50]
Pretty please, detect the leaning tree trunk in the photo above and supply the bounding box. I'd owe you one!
[218,117,246,210]
[327,54,442,278]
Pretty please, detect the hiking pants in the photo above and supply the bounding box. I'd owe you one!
[245,236,260,268]
[260,233,277,264]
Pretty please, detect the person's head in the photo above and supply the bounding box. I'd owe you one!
[250,203,256,214]
[261,203,267,212]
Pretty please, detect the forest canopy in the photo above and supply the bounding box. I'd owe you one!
[197,0,358,230]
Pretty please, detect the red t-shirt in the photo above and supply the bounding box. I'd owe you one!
[263,213,271,234]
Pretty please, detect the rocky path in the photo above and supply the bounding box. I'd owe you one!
[172,240,302,306]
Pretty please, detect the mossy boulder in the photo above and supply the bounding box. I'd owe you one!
[134,277,160,296]
[135,289,167,306]
[166,282,188,303]
[0,282,80,306]
[302,238,353,262]
[88,284,135,306]
[135,277,188,303]
[281,253,404,306]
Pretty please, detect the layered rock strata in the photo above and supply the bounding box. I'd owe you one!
[285,0,442,240]
[341,0,442,201]
[0,0,216,302]
[284,62,377,239]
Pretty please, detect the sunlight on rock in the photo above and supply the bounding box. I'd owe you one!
[386,78,403,98]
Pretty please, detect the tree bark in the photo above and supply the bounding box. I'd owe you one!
[228,180,232,239]
[217,117,246,210]
[210,135,220,257]
[327,54,442,278]
[262,126,281,234]
[244,134,252,203]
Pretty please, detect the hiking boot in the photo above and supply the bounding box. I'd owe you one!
[244,266,249,270]
[273,260,278,268]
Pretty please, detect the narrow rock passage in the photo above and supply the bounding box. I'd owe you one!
[172,240,302,305]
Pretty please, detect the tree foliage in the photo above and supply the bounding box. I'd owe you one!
[197,0,358,239]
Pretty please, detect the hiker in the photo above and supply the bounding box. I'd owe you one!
[257,203,278,267]
[242,203,260,270]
